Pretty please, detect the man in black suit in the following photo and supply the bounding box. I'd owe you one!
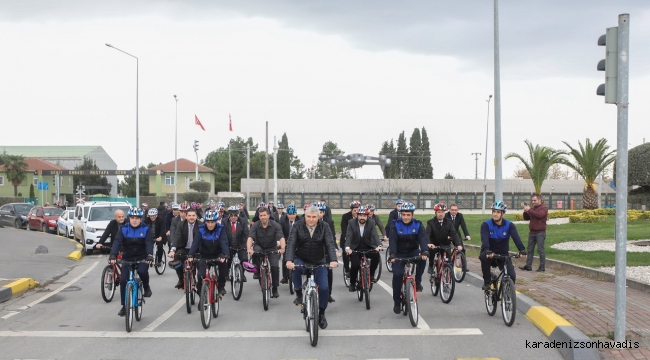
[223,206,250,281]
[321,199,332,220]
[444,203,471,253]
[96,209,126,252]
[169,208,200,289]
[279,204,301,284]
[426,203,462,272]
[345,206,382,292]
[340,200,360,274]
[385,199,403,237]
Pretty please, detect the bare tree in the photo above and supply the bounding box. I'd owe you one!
[547,164,571,180]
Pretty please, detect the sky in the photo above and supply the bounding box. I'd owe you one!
[1,1,649,181]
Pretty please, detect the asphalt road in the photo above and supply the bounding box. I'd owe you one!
[0,231,564,360]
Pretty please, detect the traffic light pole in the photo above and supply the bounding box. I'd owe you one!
[613,13,629,344]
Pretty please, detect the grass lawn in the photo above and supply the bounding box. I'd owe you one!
[326,213,650,268]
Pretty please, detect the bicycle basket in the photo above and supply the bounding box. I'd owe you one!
[242,261,258,273]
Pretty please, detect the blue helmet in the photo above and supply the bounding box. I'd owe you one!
[128,207,144,217]
[399,202,415,212]
[491,201,507,213]
[286,204,297,215]
[396,199,404,205]
[204,209,219,221]
[313,202,327,211]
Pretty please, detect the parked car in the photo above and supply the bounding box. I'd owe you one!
[73,201,132,255]
[0,203,35,229]
[28,206,64,233]
[57,209,75,238]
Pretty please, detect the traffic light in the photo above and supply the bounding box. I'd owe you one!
[193,140,199,152]
[597,27,618,104]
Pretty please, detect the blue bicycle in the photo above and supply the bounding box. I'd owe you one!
[123,260,147,333]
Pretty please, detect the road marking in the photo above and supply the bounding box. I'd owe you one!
[0,328,482,338]
[1,311,19,320]
[141,296,186,332]
[16,260,100,311]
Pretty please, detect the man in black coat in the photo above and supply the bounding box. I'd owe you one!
[223,206,250,281]
[279,204,301,284]
[445,203,471,253]
[340,201,360,274]
[385,199,403,237]
[345,206,382,291]
[426,203,462,272]
[321,199,332,221]
[96,209,126,252]
[144,209,166,267]
[168,208,201,289]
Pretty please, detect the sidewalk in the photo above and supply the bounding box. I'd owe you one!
[465,256,650,360]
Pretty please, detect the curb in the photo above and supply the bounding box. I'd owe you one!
[463,244,650,293]
[464,271,599,360]
[67,250,82,261]
[0,278,39,303]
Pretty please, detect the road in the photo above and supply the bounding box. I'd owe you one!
[1,229,563,360]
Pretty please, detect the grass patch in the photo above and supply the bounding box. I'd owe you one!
[552,296,591,311]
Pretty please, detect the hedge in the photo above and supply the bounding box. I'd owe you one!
[510,209,650,222]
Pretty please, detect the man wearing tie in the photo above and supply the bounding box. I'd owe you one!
[280,204,301,284]
[445,203,471,253]
[224,205,250,282]
[169,208,200,289]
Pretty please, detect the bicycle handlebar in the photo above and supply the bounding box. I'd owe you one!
[351,249,382,254]
[293,264,330,270]
[391,256,422,262]
[253,251,279,256]
[488,253,521,260]
[121,260,149,266]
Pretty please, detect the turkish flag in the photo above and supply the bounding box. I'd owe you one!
[229,114,233,132]
[195,115,206,131]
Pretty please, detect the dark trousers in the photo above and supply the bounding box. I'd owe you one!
[428,247,452,270]
[282,253,290,279]
[526,231,546,270]
[479,252,516,284]
[291,258,329,310]
[253,245,280,287]
[349,251,380,286]
[391,249,423,305]
[196,259,228,293]
[120,262,149,306]
[155,241,165,264]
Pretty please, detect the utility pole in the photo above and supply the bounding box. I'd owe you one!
[265,121,269,203]
[471,152,482,180]
[482,95,492,214]
[173,95,178,203]
[246,144,250,212]
[273,136,278,206]
[228,143,232,192]
[493,0,503,201]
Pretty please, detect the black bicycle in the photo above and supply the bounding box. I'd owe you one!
[484,253,519,327]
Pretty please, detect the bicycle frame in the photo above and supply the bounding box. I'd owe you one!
[393,257,419,303]
[254,251,278,291]
[184,258,196,291]
[431,247,450,283]
[352,250,377,290]
[201,259,221,304]
[124,260,146,309]
[487,254,516,297]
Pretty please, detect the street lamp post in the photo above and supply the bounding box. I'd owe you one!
[106,43,139,207]
[482,95,493,214]
[174,95,178,203]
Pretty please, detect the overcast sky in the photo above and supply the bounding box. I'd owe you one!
[1,1,648,181]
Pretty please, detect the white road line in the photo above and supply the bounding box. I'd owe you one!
[1,311,19,320]
[141,296,186,332]
[0,328,482,338]
[17,260,100,311]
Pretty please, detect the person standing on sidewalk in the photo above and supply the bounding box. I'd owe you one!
[519,194,548,272]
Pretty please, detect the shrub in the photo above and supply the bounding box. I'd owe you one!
[189,181,211,193]
[183,192,209,204]
[569,214,606,223]
[29,184,35,198]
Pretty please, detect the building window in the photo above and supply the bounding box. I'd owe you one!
[0,176,4,186]
[33,176,38,186]
[165,176,175,186]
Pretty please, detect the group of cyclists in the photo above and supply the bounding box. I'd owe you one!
[103,197,527,331]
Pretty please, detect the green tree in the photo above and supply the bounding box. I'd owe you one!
[290,154,306,179]
[119,164,154,197]
[277,133,291,179]
[29,183,35,198]
[203,137,273,192]
[315,141,353,179]
[407,128,422,179]
[559,138,616,209]
[73,157,111,195]
[379,140,397,179]
[444,172,455,179]
[505,140,566,194]
[421,127,433,179]
[4,155,28,197]
[395,132,408,179]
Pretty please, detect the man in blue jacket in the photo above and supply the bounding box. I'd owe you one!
[188,209,229,302]
[110,207,154,317]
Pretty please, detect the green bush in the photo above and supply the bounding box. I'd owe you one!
[189,181,211,193]
[569,214,607,223]
[29,184,35,198]
[183,192,209,204]
[0,197,25,207]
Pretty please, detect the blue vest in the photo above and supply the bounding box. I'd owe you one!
[484,219,512,254]
[198,223,224,240]
[121,223,150,241]
[394,219,422,253]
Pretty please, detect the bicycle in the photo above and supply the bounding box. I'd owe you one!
[153,241,167,275]
[484,253,519,327]
[254,250,279,311]
[229,247,245,301]
[385,245,393,273]
[351,249,380,310]
[428,246,455,304]
[450,247,467,283]
[392,256,421,327]
[181,255,197,314]
[195,256,223,329]
[101,252,122,302]
[122,260,148,333]
[294,264,329,347]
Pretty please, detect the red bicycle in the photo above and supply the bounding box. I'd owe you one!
[392,255,421,327]
[254,250,279,311]
[101,252,122,302]
[429,246,456,304]
[351,249,379,310]
[183,256,197,314]
[195,257,224,329]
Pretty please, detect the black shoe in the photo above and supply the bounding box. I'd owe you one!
[536,268,545,272]
[242,274,247,282]
[416,284,423,292]
[253,273,259,280]
[218,287,227,296]
[519,266,532,271]
[482,283,491,291]
[280,277,288,284]
[345,271,350,278]
[372,277,378,283]
[349,283,356,292]
[271,287,279,298]
[293,297,302,306]
[144,287,152,297]
[174,280,183,289]
[118,306,126,317]
[427,267,434,274]
[393,304,401,314]
[319,314,328,329]
[328,296,335,303]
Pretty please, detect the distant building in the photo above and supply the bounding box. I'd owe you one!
[148,158,215,196]
[0,158,73,203]
[1,146,118,197]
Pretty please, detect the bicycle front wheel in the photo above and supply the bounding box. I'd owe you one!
[309,290,319,347]
[135,283,143,321]
[289,269,295,295]
[485,286,497,316]
[407,278,418,327]
[125,283,134,333]
[101,265,115,303]
[375,256,383,281]
[185,271,192,314]
[200,282,211,329]
[385,246,393,273]
[261,267,269,311]
[453,252,466,283]
[364,270,371,310]
[212,282,219,319]
[501,277,517,326]
[342,265,350,287]
[440,264,455,304]
[232,263,243,301]
[430,268,440,297]
[155,248,166,275]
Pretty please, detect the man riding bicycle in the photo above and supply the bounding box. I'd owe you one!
[247,207,285,298]
[279,204,301,285]
[346,206,382,292]
[144,208,166,267]
[425,203,462,273]
[315,201,340,303]
[169,207,199,289]
[340,201,360,277]
[365,204,387,240]
[188,209,229,302]
[224,205,250,282]
[286,205,338,329]
[480,201,527,290]
[385,199,403,236]
[388,202,428,314]
[109,207,154,317]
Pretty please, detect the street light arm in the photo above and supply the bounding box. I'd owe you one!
[105,43,138,60]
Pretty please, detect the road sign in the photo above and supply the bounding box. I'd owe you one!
[43,182,49,191]
[37,182,42,190]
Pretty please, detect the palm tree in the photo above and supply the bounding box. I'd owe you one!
[560,138,616,209]
[505,140,566,194]
[4,155,28,197]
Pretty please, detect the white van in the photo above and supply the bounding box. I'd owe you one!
[73,201,132,255]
